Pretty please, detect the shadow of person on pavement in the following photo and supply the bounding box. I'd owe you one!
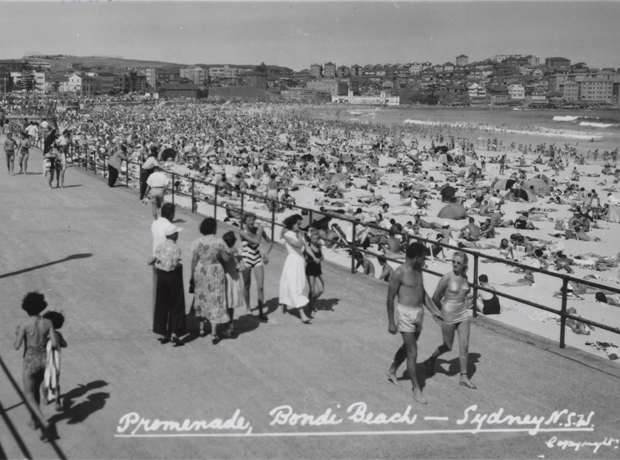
[48,380,109,425]
[314,298,339,312]
[436,352,481,378]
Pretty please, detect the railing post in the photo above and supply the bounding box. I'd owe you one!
[213,185,218,220]
[240,192,245,230]
[125,161,129,187]
[191,179,195,213]
[560,278,568,348]
[171,173,175,205]
[472,254,479,317]
[271,206,276,241]
[351,223,357,274]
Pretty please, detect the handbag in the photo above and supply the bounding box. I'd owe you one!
[189,277,195,294]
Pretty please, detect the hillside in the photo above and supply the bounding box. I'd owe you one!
[48,56,182,70]
[208,86,282,100]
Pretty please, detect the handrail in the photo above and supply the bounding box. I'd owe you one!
[65,147,620,349]
[0,355,67,459]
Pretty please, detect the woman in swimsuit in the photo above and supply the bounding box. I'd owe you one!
[14,292,58,440]
[305,227,325,315]
[425,252,477,389]
[239,213,273,321]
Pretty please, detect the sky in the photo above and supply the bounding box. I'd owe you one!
[1,1,619,70]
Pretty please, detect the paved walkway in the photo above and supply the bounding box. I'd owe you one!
[1,136,619,459]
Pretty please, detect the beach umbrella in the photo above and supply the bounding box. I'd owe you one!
[434,146,449,153]
[437,153,454,164]
[440,184,456,202]
[437,203,467,220]
[505,189,538,203]
[328,173,347,185]
[492,178,517,191]
[608,205,620,223]
[523,178,550,196]
[301,153,314,162]
[161,148,177,161]
[533,174,552,185]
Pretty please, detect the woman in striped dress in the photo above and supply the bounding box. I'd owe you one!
[240,213,273,321]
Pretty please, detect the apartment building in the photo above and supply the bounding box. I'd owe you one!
[307,79,347,96]
[145,69,157,88]
[456,55,468,66]
[323,62,336,79]
[310,63,323,79]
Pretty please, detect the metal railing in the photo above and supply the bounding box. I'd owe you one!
[0,355,67,459]
[60,146,620,350]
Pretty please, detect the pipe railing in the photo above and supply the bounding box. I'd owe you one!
[0,355,67,459]
[65,148,620,349]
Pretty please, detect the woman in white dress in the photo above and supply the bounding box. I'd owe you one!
[279,214,310,323]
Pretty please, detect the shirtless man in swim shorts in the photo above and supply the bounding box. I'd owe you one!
[386,243,443,404]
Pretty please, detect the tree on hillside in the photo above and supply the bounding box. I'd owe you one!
[256,62,268,74]
[17,64,39,93]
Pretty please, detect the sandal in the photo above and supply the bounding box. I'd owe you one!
[459,374,477,390]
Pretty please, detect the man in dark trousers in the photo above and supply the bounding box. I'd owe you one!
[108,144,128,187]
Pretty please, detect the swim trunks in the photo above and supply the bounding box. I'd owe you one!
[395,303,424,333]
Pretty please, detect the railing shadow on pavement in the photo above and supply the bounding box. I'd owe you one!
[0,254,93,280]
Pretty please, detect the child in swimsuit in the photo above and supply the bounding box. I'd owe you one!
[14,292,58,440]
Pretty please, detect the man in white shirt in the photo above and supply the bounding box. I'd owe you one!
[144,165,169,220]
[150,203,176,318]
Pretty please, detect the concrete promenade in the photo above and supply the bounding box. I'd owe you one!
[1,137,620,459]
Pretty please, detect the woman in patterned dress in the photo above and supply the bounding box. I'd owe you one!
[191,218,233,344]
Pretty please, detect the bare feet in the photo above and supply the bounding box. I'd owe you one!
[412,388,428,404]
[386,370,402,386]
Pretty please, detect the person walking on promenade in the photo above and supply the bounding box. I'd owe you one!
[140,147,159,200]
[42,311,67,411]
[222,231,245,336]
[143,165,168,220]
[44,146,60,190]
[107,144,128,187]
[386,243,443,404]
[305,227,324,316]
[240,212,273,321]
[151,203,176,319]
[191,218,233,343]
[14,292,58,440]
[424,251,477,389]
[17,131,30,174]
[4,132,16,175]
[149,224,186,347]
[279,214,311,323]
[54,142,67,188]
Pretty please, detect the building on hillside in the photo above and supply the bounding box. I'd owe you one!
[579,80,614,103]
[0,59,27,71]
[158,83,205,99]
[337,65,350,78]
[560,81,579,101]
[156,69,180,85]
[65,74,96,96]
[26,58,51,70]
[209,65,240,82]
[350,65,364,77]
[409,62,422,74]
[545,57,571,69]
[243,71,268,90]
[44,74,69,93]
[443,62,455,73]
[281,88,332,102]
[310,63,322,79]
[323,62,336,79]
[266,66,293,78]
[307,79,347,96]
[145,69,157,88]
[548,73,569,92]
[508,83,525,99]
[11,71,47,93]
[487,85,509,100]
[0,68,12,93]
[456,55,468,66]
[331,91,400,106]
[526,55,540,67]
[98,73,116,94]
